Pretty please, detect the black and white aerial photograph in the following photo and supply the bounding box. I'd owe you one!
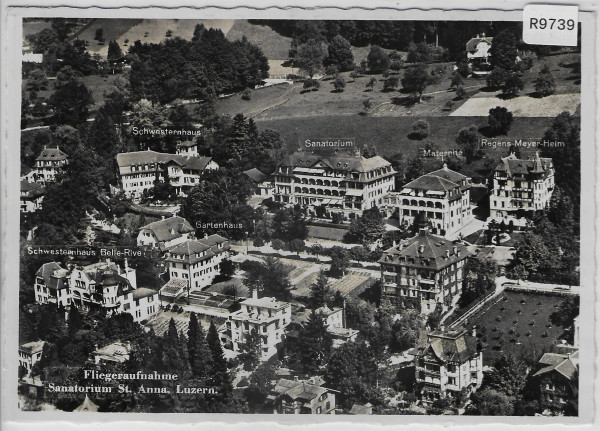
[16,16,583,417]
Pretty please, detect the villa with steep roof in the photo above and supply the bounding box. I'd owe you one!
[115,150,219,200]
[267,376,336,414]
[164,234,230,290]
[466,34,493,73]
[397,164,473,238]
[414,328,483,403]
[489,152,554,226]
[20,180,45,213]
[137,216,195,251]
[34,259,159,322]
[532,349,579,415]
[220,290,292,361]
[379,229,471,314]
[273,148,396,219]
[34,146,68,183]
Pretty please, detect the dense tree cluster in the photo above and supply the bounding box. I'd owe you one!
[128,25,268,104]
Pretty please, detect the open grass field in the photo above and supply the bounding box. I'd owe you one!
[225,20,292,59]
[216,83,296,117]
[307,225,348,241]
[451,92,580,117]
[470,291,567,365]
[22,20,52,38]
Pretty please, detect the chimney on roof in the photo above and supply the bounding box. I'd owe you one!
[439,323,445,332]
[472,325,477,337]
[418,245,425,254]
[124,258,129,270]
[481,32,485,37]
[476,34,480,38]
[161,215,165,220]
[453,246,457,255]
[252,289,258,300]
[204,233,208,239]
[445,250,450,258]
[293,376,299,382]
[443,163,448,171]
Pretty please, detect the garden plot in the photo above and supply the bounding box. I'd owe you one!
[329,271,377,298]
[450,93,580,117]
[470,291,567,365]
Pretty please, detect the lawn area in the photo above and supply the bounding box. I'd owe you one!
[469,291,568,365]
[215,83,296,117]
[307,224,348,241]
[23,20,52,38]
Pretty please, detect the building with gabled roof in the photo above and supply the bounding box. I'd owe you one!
[137,216,195,251]
[397,164,473,238]
[176,140,199,157]
[34,259,159,323]
[115,150,218,200]
[220,290,291,361]
[414,327,483,403]
[532,349,579,415]
[19,341,46,377]
[490,152,554,226]
[34,146,68,183]
[20,180,45,213]
[267,376,336,414]
[273,148,396,220]
[379,228,471,315]
[466,34,493,73]
[164,234,230,290]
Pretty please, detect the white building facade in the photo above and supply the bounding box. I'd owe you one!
[34,147,68,183]
[164,235,231,290]
[221,291,292,361]
[273,149,396,219]
[489,152,554,226]
[397,165,473,238]
[137,216,195,251]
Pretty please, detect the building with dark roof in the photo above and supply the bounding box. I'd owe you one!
[414,328,483,403]
[243,168,274,198]
[466,34,493,73]
[164,234,230,290]
[273,148,396,220]
[91,341,131,365]
[532,350,579,415]
[490,152,554,226]
[267,376,336,414]
[176,140,199,157]
[34,146,68,183]
[397,164,473,238]
[379,229,471,314]
[19,341,45,377]
[34,259,159,323]
[20,180,45,213]
[137,216,195,251]
[115,150,218,200]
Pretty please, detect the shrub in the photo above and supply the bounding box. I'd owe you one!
[383,76,399,92]
[487,67,508,89]
[502,74,524,98]
[254,237,265,247]
[271,239,285,250]
[242,88,252,100]
[488,106,513,135]
[455,86,466,99]
[411,120,430,139]
[333,74,346,92]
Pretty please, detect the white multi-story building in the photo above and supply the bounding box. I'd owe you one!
[34,146,68,183]
[489,152,554,226]
[273,149,396,220]
[164,234,230,290]
[137,216,195,251]
[415,328,483,403]
[466,34,493,73]
[221,291,292,361]
[19,341,45,377]
[115,150,219,200]
[34,260,159,323]
[397,164,473,238]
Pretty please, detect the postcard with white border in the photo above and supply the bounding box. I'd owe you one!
[1,1,597,429]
